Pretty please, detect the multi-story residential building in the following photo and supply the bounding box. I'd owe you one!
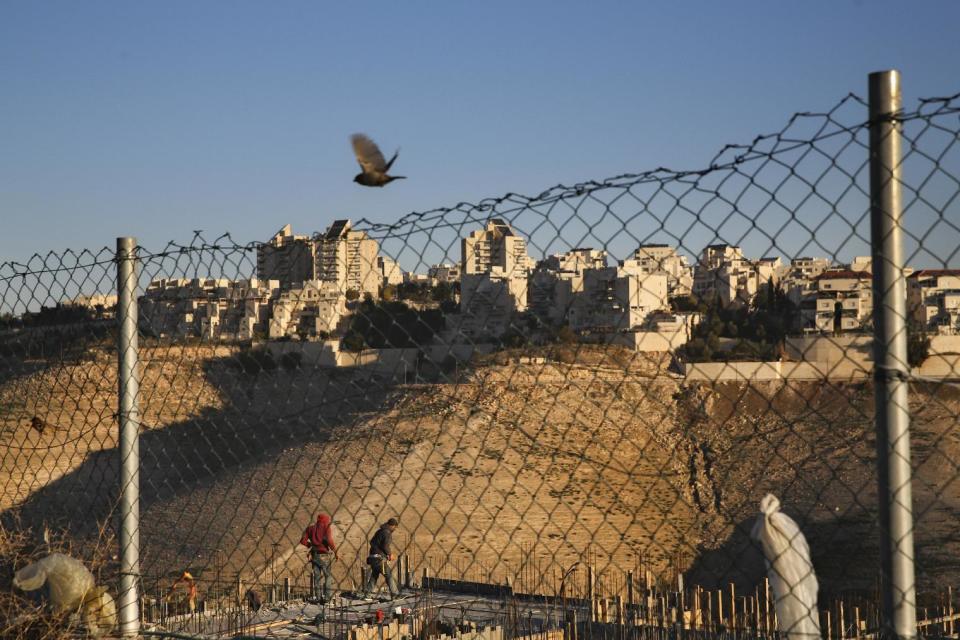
[812,269,873,333]
[529,248,607,325]
[461,219,532,281]
[268,280,347,339]
[314,219,381,299]
[755,257,782,283]
[624,245,693,297]
[849,256,872,273]
[257,224,316,288]
[787,257,832,281]
[692,244,744,303]
[428,263,462,285]
[545,248,608,273]
[692,244,780,307]
[568,267,668,333]
[908,269,960,334]
[456,271,522,338]
[460,220,533,337]
[781,257,832,331]
[139,278,279,340]
[378,255,404,287]
[403,272,431,285]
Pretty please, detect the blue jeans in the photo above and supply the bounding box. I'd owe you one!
[310,551,333,600]
[364,556,399,597]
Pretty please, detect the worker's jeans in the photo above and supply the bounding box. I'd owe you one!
[310,550,333,601]
[364,556,399,597]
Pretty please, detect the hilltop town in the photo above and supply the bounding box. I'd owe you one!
[117,220,958,371]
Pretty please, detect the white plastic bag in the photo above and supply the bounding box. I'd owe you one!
[81,586,117,637]
[13,552,96,614]
[750,494,821,640]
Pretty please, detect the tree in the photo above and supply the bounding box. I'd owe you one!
[499,327,528,349]
[341,331,365,352]
[556,325,577,345]
[679,281,795,362]
[907,324,931,368]
[670,294,701,313]
[342,298,445,351]
[431,282,453,303]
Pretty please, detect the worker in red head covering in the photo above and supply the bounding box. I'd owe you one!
[300,513,338,603]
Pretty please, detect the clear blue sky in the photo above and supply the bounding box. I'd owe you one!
[2,1,959,269]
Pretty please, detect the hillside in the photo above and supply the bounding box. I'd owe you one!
[2,344,959,601]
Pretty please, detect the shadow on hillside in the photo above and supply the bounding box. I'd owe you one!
[0,322,113,387]
[2,352,406,551]
[685,507,879,597]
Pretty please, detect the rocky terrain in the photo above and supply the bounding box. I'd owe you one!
[2,343,959,603]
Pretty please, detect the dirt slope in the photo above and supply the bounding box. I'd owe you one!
[3,346,959,600]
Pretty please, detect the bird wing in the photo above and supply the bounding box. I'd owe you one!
[351,134,388,173]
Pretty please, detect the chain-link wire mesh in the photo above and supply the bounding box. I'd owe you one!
[1,86,959,639]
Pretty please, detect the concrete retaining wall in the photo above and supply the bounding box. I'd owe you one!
[682,359,869,381]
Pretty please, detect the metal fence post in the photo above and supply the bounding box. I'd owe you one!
[117,237,141,637]
[868,69,917,640]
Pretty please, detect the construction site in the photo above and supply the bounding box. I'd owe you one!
[144,559,960,640]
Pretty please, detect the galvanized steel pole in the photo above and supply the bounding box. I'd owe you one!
[116,237,141,637]
[868,70,917,640]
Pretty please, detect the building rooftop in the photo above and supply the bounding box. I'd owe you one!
[489,218,514,236]
[323,219,351,240]
[815,269,872,280]
[908,268,960,279]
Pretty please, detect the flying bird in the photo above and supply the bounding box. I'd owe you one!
[750,494,821,640]
[30,416,47,434]
[351,133,406,187]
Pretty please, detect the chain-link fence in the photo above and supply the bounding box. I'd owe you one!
[2,71,959,639]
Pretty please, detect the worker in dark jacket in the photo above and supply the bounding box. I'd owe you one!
[300,513,338,603]
[362,518,400,600]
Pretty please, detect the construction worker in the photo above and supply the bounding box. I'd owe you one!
[300,513,338,603]
[168,571,198,613]
[362,518,400,600]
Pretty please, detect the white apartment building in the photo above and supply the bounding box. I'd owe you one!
[908,269,960,334]
[428,263,462,285]
[849,256,872,273]
[788,257,832,281]
[378,255,404,287]
[782,257,833,331]
[813,269,873,333]
[529,248,607,325]
[268,280,347,339]
[403,272,431,285]
[457,270,522,339]
[461,219,532,281]
[692,244,745,303]
[257,224,316,288]
[139,277,279,340]
[314,219,381,299]
[459,219,533,337]
[692,244,780,306]
[625,245,693,297]
[568,267,668,333]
